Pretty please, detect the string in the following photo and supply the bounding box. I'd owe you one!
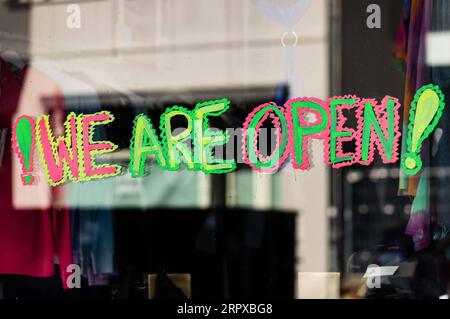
[256,0,311,97]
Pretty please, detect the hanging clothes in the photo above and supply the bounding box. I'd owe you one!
[396,0,431,196]
[32,62,117,286]
[395,0,433,250]
[0,58,72,289]
[429,0,450,242]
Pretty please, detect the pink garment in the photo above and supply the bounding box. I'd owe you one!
[12,64,66,209]
[0,59,72,289]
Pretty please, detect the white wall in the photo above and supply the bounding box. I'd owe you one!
[25,0,328,95]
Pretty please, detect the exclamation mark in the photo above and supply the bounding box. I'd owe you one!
[402,84,445,176]
[12,115,36,185]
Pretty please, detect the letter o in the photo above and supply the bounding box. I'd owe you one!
[242,103,290,173]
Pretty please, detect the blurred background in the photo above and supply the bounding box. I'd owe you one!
[0,0,449,299]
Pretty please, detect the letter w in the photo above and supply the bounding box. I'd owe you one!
[36,112,79,185]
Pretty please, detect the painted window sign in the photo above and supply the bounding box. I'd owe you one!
[11,84,445,186]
